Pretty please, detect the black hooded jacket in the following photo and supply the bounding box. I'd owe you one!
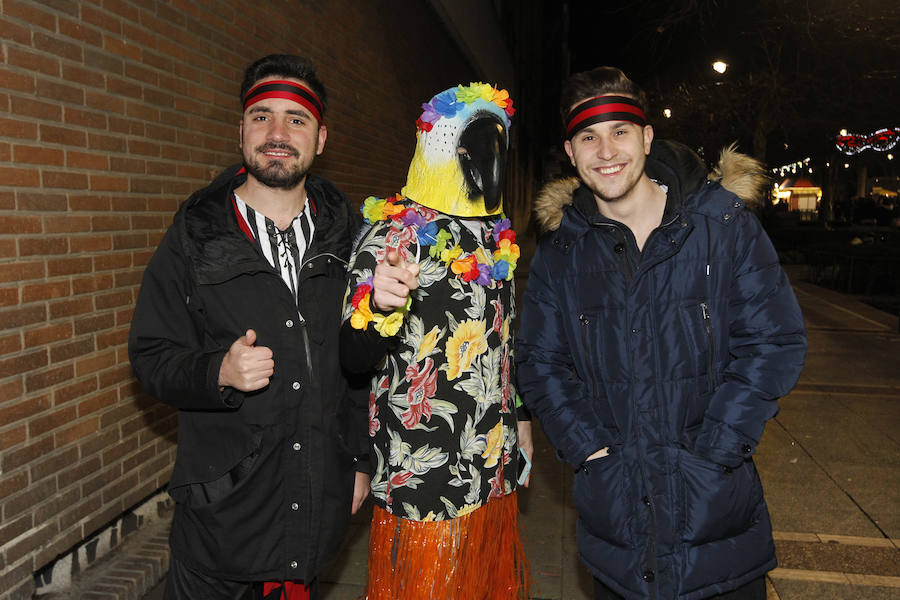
[128,165,367,582]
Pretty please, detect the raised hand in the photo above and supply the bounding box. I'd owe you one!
[218,329,275,391]
[372,249,420,311]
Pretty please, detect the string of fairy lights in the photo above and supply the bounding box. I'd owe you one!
[771,127,898,178]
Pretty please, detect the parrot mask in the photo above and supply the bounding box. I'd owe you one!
[401,83,515,217]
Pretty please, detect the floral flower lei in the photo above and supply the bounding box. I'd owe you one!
[351,196,520,336]
[349,275,411,337]
[416,82,515,133]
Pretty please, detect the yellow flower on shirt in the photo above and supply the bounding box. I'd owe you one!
[481,421,504,468]
[445,319,487,380]
[456,502,483,518]
[417,325,443,362]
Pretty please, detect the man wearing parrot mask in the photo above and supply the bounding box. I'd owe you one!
[341,82,531,599]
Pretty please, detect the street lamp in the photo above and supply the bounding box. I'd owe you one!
[712,60,728,74]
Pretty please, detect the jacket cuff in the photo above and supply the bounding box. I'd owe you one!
[353,454,372,476]
[694,417,756,468]
[558,437,613,470]
[204,350,244,409]
[340,319,393,375]
[515,394,531,421]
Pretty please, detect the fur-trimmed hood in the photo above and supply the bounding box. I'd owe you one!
[534,141,768,233]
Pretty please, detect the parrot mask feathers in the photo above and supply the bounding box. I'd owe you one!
[402,83,514,217]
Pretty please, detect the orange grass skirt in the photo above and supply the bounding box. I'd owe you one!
[365,491,530,599]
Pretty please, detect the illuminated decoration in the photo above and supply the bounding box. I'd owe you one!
[712,60,728,74]
[772,157,811,178]
[663,108,672,118]
[773,177,821,213]
[872,186,897,198]
[835,127,899,155]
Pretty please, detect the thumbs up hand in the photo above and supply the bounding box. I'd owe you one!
[218,329,275,391]
[372,249,420,311]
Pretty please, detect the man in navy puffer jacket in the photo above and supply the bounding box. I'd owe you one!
[515,66,806,599]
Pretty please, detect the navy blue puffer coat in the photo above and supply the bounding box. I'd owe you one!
[515,141,806,599]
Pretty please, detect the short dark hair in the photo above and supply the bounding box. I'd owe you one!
[239,54,327,118]
[560,66,648,126]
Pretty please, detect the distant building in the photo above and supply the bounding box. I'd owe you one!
[775,177,822,219]
[870,176,899,200]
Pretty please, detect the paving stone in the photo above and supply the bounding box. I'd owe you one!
[776,540,900,577]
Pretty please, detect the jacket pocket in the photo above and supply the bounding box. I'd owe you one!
[577,313,602,396]
[572,452,633,547]
[175,435,282,574]
[677,300,715,396]
[576,310,619,427]
[677,449,763,545]
[169,431,264,507]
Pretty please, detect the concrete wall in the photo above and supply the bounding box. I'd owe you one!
[0,1,480,597]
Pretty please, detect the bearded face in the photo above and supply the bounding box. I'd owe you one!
[242,141,310,190]
[239,79,326,191]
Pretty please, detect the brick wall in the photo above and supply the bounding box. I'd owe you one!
[0,1,478,598]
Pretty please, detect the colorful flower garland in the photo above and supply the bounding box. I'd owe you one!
[350,197,520,336]
[349,273,412,337]
[416,83,515,133]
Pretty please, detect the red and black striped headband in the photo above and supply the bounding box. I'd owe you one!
[565,95,646,138]
[242,79,324,124]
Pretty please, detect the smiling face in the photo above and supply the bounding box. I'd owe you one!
[239,76,327,190]
[564,116,653,205]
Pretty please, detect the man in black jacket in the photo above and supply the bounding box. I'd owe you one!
[129,54,368,600]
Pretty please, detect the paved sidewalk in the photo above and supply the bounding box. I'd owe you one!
[319,268,900,599]
[136,268,900,600]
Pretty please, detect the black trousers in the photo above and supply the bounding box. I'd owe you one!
[594,576,766,600]
[164,557,319,600]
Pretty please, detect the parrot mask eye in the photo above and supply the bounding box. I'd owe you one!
[457,115,508,213]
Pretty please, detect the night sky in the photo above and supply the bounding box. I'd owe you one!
[564,0,899,169]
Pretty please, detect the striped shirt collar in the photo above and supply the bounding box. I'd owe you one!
[232,193,315,304]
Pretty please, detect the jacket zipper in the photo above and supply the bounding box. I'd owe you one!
[620,215,680,598]
[636,211,682,272]
[588,215,675,594]
[297,317,313,381]
[700,301,716,392]
[578,314,602,405]
[295,251,349,577]
[639,210,679,255]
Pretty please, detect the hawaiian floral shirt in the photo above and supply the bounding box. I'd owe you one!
[344,196,521,521]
